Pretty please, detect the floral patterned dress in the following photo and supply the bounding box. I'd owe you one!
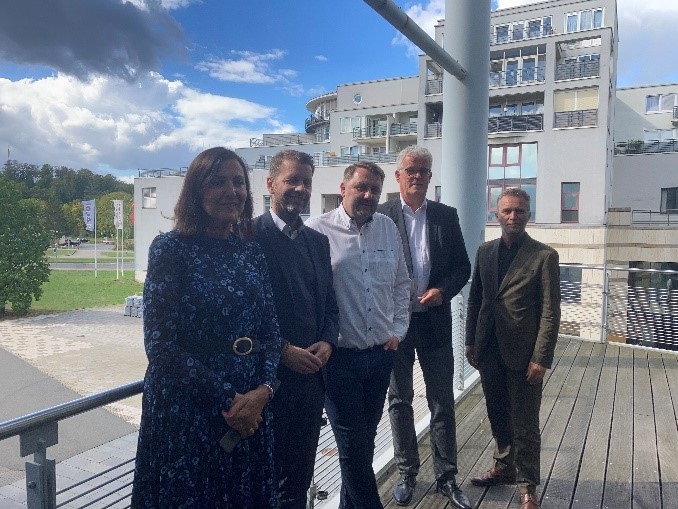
[131,231,282,508]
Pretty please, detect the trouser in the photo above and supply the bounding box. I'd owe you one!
[388,313,458,482]
[324,345,395,509]
[478,341,542,493]
[272,371,325,509]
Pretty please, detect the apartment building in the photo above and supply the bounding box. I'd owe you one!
[133,0,676,344]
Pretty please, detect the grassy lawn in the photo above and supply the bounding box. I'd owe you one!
[24,270,143,314]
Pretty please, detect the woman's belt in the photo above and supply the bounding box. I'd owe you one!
[179,336,262,356]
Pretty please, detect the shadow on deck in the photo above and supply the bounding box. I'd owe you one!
[377,337,678,509]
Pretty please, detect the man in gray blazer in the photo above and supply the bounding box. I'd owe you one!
[378,146,472,509]
[465,188,561,509]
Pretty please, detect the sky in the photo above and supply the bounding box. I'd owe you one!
[1,0,677,182]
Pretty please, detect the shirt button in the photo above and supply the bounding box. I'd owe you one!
[364,268,367,272]
[367,288,370,292]
[368,327,372,331]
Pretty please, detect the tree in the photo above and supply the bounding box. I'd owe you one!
[95,192,134,240]
[0,176,51,315]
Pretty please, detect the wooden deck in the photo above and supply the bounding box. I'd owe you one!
[375,337,678,509]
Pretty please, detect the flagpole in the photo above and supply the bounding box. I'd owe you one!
[94,200,98,278]
[121,203,125,277]
[116,228,119,280]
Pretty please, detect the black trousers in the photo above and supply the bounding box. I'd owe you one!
[272,371,325,509]
[325,346,395,509]
[388,312,459,482]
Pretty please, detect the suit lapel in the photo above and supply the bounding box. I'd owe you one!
[390,201,414,277]
[488,240,501,297]
[497,235,533,295]
[260,212,296,299]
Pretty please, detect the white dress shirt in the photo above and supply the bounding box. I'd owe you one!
[306,205,411,349]
[401,197,431,313]
[269,209,302,239]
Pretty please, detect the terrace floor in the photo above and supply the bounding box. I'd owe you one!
[376,337,678,509]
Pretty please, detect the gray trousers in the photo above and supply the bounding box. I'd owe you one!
[387,313,459,482]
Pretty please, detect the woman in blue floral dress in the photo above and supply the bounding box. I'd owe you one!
[132,147,282,508]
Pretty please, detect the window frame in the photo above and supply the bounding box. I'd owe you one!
[561,182,580,223]
[142,187,157,209]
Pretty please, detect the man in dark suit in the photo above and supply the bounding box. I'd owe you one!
[465,187,561,509]
[378,146,472,509]
[253,150,339,509]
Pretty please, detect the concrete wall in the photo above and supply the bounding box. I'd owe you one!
[611,153,678,210]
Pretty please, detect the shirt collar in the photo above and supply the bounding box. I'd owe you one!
[338,204,373,230]
[270,209,304,234]
[400,195,428,216]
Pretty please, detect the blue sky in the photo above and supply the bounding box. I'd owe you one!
[1,0,677,181]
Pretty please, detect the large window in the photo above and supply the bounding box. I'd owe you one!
[491,16,551,44]
[340,116,362,133]
[486,143,537,222]
[561,182,580,223]
[645,93,677,113]
[554,87,599,127]
[566,9,603,33]
[661,187,678,213]
[142,187,157,209]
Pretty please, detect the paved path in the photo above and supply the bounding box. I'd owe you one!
[0,307,146,503]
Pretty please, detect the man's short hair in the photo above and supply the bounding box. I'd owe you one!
[396,145,432,170]
[497,187,531,209]
[269,150,315,179]
[343,161,385,183]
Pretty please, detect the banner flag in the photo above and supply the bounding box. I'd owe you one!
[82,200,95,232]
[113,200,124,230]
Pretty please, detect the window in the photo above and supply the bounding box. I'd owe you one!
[340,116,362,133]
[643,128,677,142]
[322,194,342,214]
[496,25,509,43]
[645,93,677,113]
[435,186,441,202]
[560,265,582,303]
[554,87,599,127]
[486,143,538,222]
[561,182,580,223]
[661,187,678,213]
[263,195,271,212]
[566,9,604,33]
[142,187,156,209]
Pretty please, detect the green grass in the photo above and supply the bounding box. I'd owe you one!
[26,270,143,314]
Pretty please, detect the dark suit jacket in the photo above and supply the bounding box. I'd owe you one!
[378,198,471,348]
[253,212,339,381]
[465,234,561,371]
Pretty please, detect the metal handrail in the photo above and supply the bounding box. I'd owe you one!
[0,380,144,442]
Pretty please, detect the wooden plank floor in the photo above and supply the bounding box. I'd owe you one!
[376,337,678,509]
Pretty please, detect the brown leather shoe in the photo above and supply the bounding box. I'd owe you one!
[470,467,517,486]
[520,493,540,508]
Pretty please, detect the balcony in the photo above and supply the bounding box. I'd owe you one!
[389,122,417,136]
[305,114,329,134]
[425,79,442,95]
[614,139,678,155]
[2,264,677,508]
[425,122,442,138]
[554,109,598,128]
[488,114,543,134]
[673,106,678,125]
[555,60,600,81]
[490,25,553,45]
[490,65,546,88]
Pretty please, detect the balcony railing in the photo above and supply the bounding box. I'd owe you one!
[425,122,442,138]
[614,139,678,155]
[305,114,329,133]
[631,209,678,225]
[425,79,442,95]
[674,106,678,119]
[490,65,546,87]
[554,109,598,128]
[555,60,600,81]
[323,152,397,166]
[490,25,553,45]
[488,114,543,133]
[352,123,417,139]
[389,122,417,136]
[249,133,318,147]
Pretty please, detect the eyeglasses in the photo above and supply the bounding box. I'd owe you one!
[400,167,432,178]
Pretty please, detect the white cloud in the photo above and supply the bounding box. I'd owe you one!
[314,55,328,62]
[0,72,294,177]
[392,0,444,57]
[196,49,298,85]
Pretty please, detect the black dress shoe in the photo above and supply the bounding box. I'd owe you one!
[393,474,416,506]
[436,480,472,509]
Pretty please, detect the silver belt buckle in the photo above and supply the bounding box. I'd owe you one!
[233,337,253,356]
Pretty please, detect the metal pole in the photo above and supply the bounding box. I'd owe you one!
[442,0,490,281]
[362,0,467,80]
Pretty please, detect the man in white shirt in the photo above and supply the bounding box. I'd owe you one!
[378,146,471,509]
[306,161,411,509]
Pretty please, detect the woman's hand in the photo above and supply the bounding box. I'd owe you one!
[222,386,269,437]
